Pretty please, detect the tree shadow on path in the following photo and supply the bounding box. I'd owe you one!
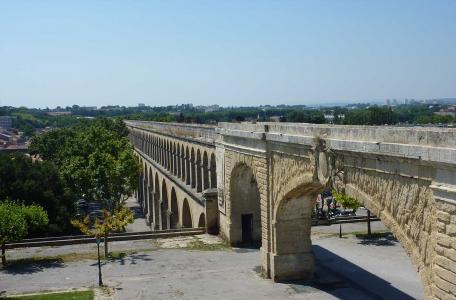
[91,252,153,267]
[1,257,65,275]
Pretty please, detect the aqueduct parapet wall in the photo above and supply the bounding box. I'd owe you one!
[126,120,456,299]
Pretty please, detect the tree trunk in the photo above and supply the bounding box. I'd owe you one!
[104,233,109,258]
[1,242,6,265]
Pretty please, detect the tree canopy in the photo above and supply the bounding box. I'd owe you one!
[30,118,140,212]
[0,200,48,264]
[0,153,74,235]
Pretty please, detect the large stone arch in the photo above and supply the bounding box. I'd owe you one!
[341,157,437,297]
[182,198,192,228]
[170,187,179,229]
[229,163,262,246]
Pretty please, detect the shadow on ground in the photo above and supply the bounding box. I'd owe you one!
[1,257,65,275]
[94,252,153,267]
[280,245,415,300]
[356,232,398,246]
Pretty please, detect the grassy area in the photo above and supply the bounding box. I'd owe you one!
[7,290,93,300]
[184,239,231,251]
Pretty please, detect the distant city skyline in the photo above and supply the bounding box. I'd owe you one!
[1,1,455,108]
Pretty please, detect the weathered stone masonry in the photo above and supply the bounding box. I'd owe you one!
[127,120,456,300]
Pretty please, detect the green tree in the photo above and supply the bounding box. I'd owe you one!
[0,153,75,235]
[0,201,48,265]
[31,118,140,251]
[332,190,361,212]
[71,207,133,257]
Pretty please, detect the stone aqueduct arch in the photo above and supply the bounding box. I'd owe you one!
[127,121,456,300]
[128,121,219,232]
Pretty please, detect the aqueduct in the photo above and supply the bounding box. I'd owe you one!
[126,120,456,299]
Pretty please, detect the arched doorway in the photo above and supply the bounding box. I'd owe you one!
[161,179,169,230]
[230,164,261,246]
[170,188,179,229]
[198,213,206,228]
[182,198,192,228]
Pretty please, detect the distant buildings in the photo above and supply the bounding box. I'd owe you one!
[0,116,12,129]
[0,127,28,152]
[47,111,72,116]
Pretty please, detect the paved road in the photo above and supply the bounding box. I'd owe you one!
[0,226,423,300]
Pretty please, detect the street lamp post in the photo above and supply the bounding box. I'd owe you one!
[367,209,372,238]
[96,238,103,286]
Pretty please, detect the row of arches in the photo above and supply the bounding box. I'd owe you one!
[136,155,207,230]
[129,129,217,193]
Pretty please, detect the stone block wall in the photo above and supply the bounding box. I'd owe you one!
[432,199,456,299]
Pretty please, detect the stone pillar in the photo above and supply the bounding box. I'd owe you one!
[202,189,219,234]
[269,194,315,282]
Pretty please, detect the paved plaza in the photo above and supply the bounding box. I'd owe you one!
[0,222,423,300]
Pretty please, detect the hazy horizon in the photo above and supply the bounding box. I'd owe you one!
[1,1,455,108]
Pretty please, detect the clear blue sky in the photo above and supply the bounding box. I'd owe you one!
[1,0,455,108]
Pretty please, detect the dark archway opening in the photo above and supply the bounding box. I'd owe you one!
[230,164,261,247]
[161,180,169,230]
[198,213,206,228]
[170,188,179,229]
[182,198,192,228]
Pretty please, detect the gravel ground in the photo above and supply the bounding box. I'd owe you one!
[0,223,423,300]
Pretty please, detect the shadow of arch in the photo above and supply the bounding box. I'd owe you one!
[182,198,192,228]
